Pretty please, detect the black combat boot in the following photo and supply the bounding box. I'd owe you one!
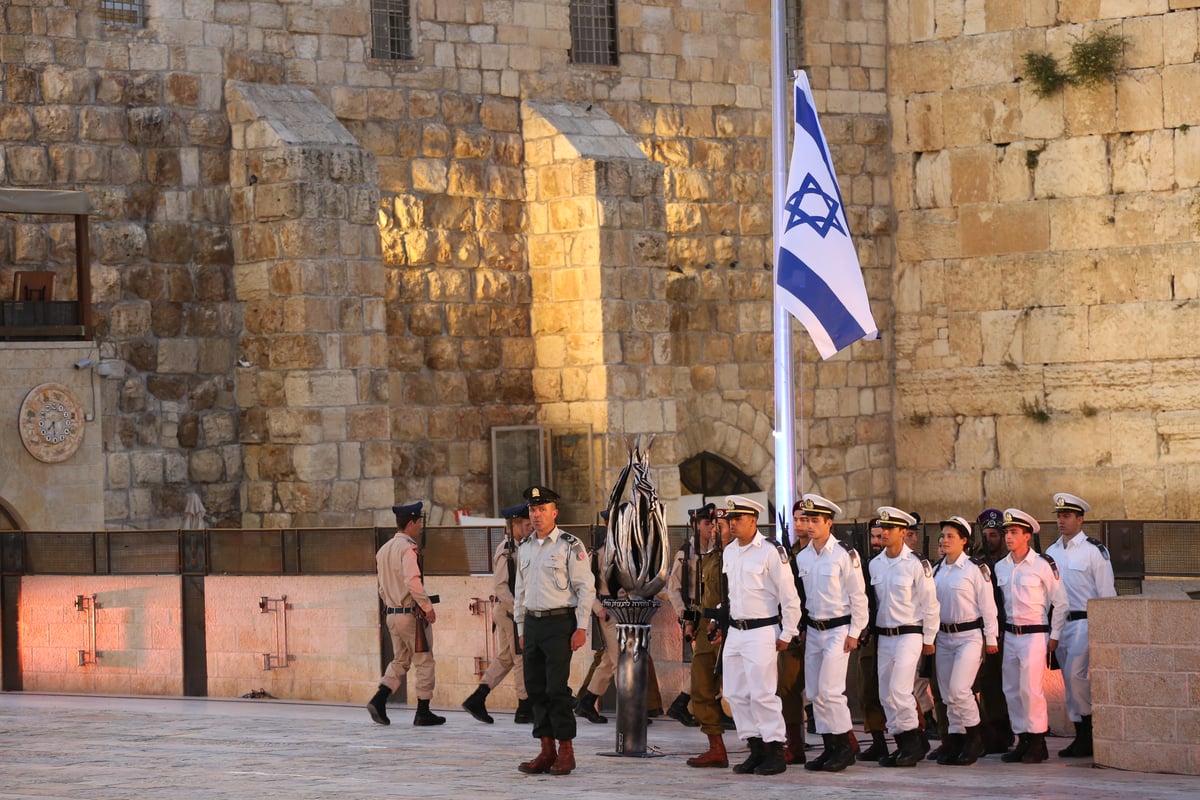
[1022,732,1048,763]
[1001,733,1031,763]
[574,689,608,723]
[1058,715,1093,757]
[805,733,834,771]
[891,729,926,767]
[936,732,964,765]
[461,684,493,724]
[822,732,857,772]
[732,737,765,774]
[413,698,446,726]
[956,724,984,765]
[754,740,787,775]
[514,697,533,724]
[667,692,699,726]
[366,684,391,725]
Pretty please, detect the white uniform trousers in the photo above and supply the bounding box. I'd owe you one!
[934,631,984,732]
[723,626,785,743]
[1056,618,1091,721]
[1002,631,1049,734]
[803,625,853,735]
[877,633,923,734]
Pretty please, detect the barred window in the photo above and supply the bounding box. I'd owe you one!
[786,0,806,71]
[371,0,415,61]
[99,0,146,27]
[569,0,618,66]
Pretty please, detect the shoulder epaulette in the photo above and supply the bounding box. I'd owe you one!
[969,555,992,583]
[1085,535,1110,560]
[775,543,790,564]
[917,554,933,579]
[837,539,861,568]
[561,532,579,545]
[1039,552,1060,579]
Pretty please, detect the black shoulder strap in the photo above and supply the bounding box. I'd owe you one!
[1085,535,1111,560]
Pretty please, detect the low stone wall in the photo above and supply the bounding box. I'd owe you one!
[1091,594,1200,775]
[9,573,688,711]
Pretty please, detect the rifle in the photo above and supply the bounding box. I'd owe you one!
[502,525,522,655]
[413,526,440,653]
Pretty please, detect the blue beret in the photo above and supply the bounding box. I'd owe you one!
[392,501,423,517]
[501,503,529,519]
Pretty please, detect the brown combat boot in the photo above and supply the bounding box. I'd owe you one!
[549,739,576,775]
[518,737,557,774]
[784,723,807,764]
[687,733,729,768]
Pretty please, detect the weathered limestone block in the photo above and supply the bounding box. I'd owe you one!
[1162,61,1200,127]
[959,201,1048,257]
[895,416,955,469]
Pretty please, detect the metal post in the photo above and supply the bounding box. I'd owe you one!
[601,597,662,758]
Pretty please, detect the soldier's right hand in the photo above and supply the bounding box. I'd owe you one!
[424,608,437,624]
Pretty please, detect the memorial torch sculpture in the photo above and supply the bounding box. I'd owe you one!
[600,437,671,756]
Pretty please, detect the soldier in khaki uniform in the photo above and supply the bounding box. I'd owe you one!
[513,486,596,777]
[666,503,729,767]
[366,502,445,727]
[462,503,534,724]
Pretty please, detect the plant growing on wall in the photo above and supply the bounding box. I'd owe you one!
[1022,28,1128,98]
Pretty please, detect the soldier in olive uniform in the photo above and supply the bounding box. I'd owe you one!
[777,499,812,764]
[973,508,1014,754]
[462,503,534,724]
[366,502,445,727]
[666,503,730,767]
[513,486,597,777]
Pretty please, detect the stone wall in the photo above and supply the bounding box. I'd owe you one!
[1091,594,1200,774]
[889,1,1200,519]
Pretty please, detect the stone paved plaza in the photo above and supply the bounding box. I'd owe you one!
[1,693,1195,800]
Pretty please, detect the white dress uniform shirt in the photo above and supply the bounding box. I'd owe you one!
[934,555,999,647]
[993,550,1069,635]
[794,540,869,635]
[869,544,940,645]
[1044,534,1115,722]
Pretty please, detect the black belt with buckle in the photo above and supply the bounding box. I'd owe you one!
[527,607,572,618]
[939,618,984,634]
[385,606,414,615]
[1004,622,1050,634]
[808,615,851,631]
[874,624,923,636]
[729,615,780,631]
[1067,610,1088,621]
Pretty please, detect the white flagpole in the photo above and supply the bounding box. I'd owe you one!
[770,4,798,542]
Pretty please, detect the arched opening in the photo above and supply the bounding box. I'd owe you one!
[678,451,760,497]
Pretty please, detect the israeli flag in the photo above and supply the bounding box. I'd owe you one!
[775,72,878,359]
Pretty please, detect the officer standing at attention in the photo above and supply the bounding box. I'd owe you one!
[513,486,596,776]
[366,502,446,727]
[871,506,940,767]
[994,508,1068,764]
[794,493,869,773]
[718,495,803,776]
[462,503,534,725]
[663,504,712,726]
[1045,493,1115,758]
[931,516,998,765]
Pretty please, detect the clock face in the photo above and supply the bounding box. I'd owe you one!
[19,383,85,463]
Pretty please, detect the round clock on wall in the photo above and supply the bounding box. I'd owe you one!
[19,383,85,463]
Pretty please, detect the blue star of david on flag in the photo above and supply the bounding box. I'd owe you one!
[783,173,846,239]
[774,72,878,360]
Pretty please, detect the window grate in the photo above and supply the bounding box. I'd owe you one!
[569,0,618,66]
[99,0,146,27]
[371,0,414,61]
[786,0,806,71]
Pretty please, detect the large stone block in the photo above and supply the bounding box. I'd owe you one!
[1034,135,1109,198]
[959,201,1049,256]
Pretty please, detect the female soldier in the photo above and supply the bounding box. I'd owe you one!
[932,516,998,765]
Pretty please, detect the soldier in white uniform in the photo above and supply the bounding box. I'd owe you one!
[793,493,869,773]
[932,515,998,765]
[366,502,445,727]
[462,503,534,724]
[870,506,940,767]
[994,508,1068,765]
[513,486,597,776]
[718,495,803,776]
[1045,492,1115,758]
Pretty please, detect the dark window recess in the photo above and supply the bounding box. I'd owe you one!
[569,0,618,66]
[371,0,415,60]
[678,451,760,498]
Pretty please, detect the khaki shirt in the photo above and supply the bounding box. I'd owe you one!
[492,537,517,614]
[376,532,432,613]
[513,526,596,634]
